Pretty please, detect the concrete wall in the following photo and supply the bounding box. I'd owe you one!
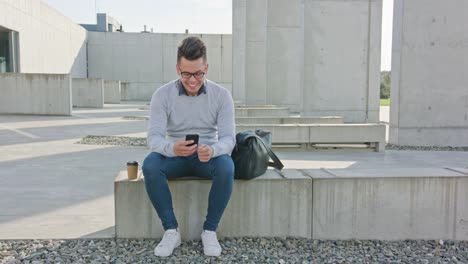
[0,0,87,77]
[104,80,121,104]
[72,78,104,108]
[115,170,312,240]
[87,32,232,101]
[232,0,247,106]
[115,168,468,240]
[312,174,468,240]
[303,0,382,122]
[233,0,382,122]
[0,73,72,115]
[390,0,468,146]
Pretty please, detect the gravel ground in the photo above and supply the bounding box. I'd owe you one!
[385,144,468,151]
[121,116,149,121]
[77,136,147,147]
[77,135,468,152]
[1,238,467,264]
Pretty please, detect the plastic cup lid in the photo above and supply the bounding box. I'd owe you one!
[127,161,139,166]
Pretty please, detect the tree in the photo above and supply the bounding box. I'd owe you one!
[380,71,391,99]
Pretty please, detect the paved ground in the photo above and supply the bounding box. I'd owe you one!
[0,103,467,239]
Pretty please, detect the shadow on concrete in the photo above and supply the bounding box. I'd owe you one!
[0,145,148,227]
[0,120,147,147]
[81,226,116,239]
[72,110,149,119]
[0,105,148,124]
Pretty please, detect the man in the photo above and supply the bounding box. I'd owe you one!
[142,36,235,257]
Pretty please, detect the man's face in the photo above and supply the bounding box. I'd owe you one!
[176,57,208,96]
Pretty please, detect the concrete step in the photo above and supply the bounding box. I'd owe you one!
[121,115,344,125]
[308,167,468,240]
[236,116,344,124]
[114,167,468,240]
[235,123,386,151]
[235,105,280,108]
[115,169,311,240]
[235,107,290,117]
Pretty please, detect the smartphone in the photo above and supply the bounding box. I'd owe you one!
[185,134,199,147]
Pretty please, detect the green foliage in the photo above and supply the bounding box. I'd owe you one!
[380,71,391,99]
[380,99,390,106]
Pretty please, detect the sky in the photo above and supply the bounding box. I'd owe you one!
[46,0,393,71]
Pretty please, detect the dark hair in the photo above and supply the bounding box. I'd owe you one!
[177,37,207,63]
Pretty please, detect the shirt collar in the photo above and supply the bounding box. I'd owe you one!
[177,79,207,96]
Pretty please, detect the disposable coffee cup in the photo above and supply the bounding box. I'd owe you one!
[127,161,139,180]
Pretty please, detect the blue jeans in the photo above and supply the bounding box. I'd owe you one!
[142,152,234,231]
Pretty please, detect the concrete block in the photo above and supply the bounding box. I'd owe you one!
[121,82,138,101]
[162,34,186,82]
[246,0,267,42]
[236,123,386,151]
[220,35,233,83]
[0,73,72,115]
[390,127,468,147]
[245,41,267,105]
[232,0,247,103]
[266,26,303,112]
[135,82,160,101]
[236,124,310,144]
[236,105,280,108]
[114,169,312,240]
[301,110,380,124]
[311,172,468,240]
[203,35,222,81]
[235,107,290,117]
[390,0,468,146]
[267,0,303,27]
[104,80,121,104]
[72,78,104,108]
[302,0,379,123]
[308,124,385,143]
[235,116,344,124]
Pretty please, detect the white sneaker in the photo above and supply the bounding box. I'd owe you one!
[154,229,181,257]
[201,230,222,256]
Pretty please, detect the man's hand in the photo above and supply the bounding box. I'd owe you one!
[197,144,213,162]
[173,139,197,156]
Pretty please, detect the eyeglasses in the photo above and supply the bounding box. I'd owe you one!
[180,71,205,79]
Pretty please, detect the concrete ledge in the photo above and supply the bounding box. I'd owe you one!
[302,110,380,124]
[115,167,468,240]
[390,126,468,147]
[72,78,104,108]
[235,105,281,108]
[0,73,72,115]
[115,169,312,240]
[236,124,386,151]
[235,107,290,117]
[104,80,121,104]
[236,116,344,124]
[306,168,468,240]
